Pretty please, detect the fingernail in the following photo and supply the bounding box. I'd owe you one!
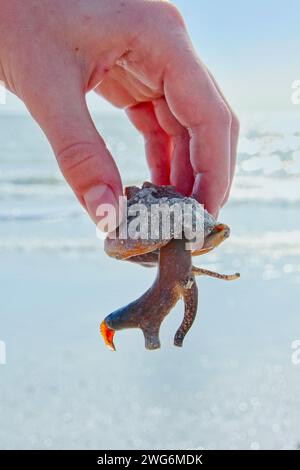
[84,184,119,232]
[193,173,219,218]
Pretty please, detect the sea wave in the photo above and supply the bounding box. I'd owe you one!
[1,111,300,211]
[1,175,300,206]
[0,207,82,221]
[0,238,102,253]
[0,231,299,255]
[229,176,300,205]
[0,172,64,186]
[229,231,300,255]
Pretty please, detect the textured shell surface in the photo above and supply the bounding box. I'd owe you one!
[105,183,219,259]
[125,183,218,239]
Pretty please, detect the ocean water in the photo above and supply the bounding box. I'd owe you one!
[0,110,300,450]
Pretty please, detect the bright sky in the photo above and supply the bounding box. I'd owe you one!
[174,0,299,112]
[1,0,299,114]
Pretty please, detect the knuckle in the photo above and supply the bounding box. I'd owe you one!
[57,142,96,172]
[56,142,100,193]
[148,1,186,32]
[213,103,232,128]
[201,102,232,131]
[159,1,185,25]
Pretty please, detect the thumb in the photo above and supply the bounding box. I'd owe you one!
[24,82,123,230]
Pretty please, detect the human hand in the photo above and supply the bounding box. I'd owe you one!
[0,0,239,226]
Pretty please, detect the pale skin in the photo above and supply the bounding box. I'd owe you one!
[0,0,239,225]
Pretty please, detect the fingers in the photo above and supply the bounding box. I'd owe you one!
[189,117,231,218]
[95,65,158,108]
[223,113,239,206]
[126,102,172,185]
[23,78,123,229]
[164,46,233,216]
[95,74,137,109]
[153,98,194,195]
[206,69,240,206]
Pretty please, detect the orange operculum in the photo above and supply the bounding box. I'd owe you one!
[100,320,116,351]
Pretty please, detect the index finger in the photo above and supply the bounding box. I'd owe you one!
[163,46,231,217]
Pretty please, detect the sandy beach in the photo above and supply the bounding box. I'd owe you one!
[1,112,300,449]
